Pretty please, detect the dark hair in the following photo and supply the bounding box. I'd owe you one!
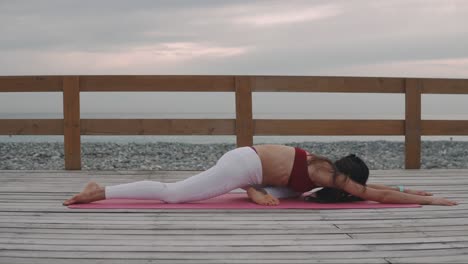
[305,154,369,203]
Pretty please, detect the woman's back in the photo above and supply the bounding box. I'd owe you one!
[253,144,296,186]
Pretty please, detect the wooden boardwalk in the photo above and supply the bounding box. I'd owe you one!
[0,169,467,263]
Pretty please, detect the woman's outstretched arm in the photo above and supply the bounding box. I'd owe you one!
[367,184,433,196]
[337,175,457,206]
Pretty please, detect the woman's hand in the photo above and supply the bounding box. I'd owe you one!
[429,197,458,206]
[338,175,458,206]
[403,188,433,196]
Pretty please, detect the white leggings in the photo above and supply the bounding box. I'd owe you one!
[105,147,263,203]
[257,186,303,199]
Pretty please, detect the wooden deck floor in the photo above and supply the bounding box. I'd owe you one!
[0,169,467,264]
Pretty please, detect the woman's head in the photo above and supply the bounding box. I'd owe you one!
[305,154,369,203]
[335,154,369,185]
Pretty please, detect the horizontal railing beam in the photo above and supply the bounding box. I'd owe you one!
[422,120,468,135]
[420,78,468,94]
[254,120,405,135]
[0,119,64,135]
[79,75,235,92]
[0,76,62,92]
[2,75,468,93]
[252,76,405,93]
[4,119,468,136]
[81,119,235,135]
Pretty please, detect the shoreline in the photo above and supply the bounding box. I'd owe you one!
[1,140,467,170]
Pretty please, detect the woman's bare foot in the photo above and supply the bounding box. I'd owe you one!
[246,187,280,206]
[63,181,105,206]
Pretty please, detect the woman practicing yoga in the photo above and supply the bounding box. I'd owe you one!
[63,144,457,206]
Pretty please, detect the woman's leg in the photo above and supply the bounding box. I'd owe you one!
[63,181,105,205]
[105,165,233,203]
[261,186,302,199]
[63,147,262,205]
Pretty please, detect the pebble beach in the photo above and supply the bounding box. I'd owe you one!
[1,141,467,170]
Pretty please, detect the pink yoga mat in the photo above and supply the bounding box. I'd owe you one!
[68,193,421,209]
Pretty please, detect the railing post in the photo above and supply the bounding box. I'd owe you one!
[405,78,422,169]
[63,76,81,170]
[235,76,254,147]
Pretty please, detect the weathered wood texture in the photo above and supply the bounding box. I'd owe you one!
[63,76,81,170]
[81,119,235,135]
[0,169,467,263]
[235,76,254,147]
[405,79,422,169]
[79,75,235,92]
[422,120,468,135]
[254,120,404,135]
[0,119,63,135]
[252,76,406,93]
[0,76,62,92]
[420,78,468,94]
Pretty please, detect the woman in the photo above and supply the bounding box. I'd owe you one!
[63,145,457,206]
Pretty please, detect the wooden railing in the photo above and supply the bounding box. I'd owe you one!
[1,75,468,170]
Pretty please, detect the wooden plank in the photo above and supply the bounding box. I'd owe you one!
[62,76,81,170]
[0,119,63,135]
[420,78,468,94]
[79,75,235,92]
[1,248,467,260]
[0,257,390,264]
[0,233,349,241]
[235,76,254,146]
[2,241,460,252]
[252,76,405,93]
[254,120,404,135]
[0,256,388,264]
[0,227,343,235]
[0,76,62,92]
[389,254,468,264]
[2,206,468,218]
[422,120,468,135]
[2,236,468,246]
[405,79,422,169]
[1,225,467,235]
[0,221,333,230]
[352,230,468,239]
[80,119,235,135]
[0,243,370,252]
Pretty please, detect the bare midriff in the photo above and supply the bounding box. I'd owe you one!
[252,145,296,186]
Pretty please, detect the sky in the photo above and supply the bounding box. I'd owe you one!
[0,0,467,117]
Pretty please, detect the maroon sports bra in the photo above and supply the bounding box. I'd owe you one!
[287,147,315,193]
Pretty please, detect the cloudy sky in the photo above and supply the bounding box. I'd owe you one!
[0,0,467,117]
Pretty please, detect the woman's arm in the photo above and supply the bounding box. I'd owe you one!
[367,184,433,196]
[337,175,457,206]
[366,184,399,191]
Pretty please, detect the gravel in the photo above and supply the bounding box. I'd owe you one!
[1,141,467,170]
